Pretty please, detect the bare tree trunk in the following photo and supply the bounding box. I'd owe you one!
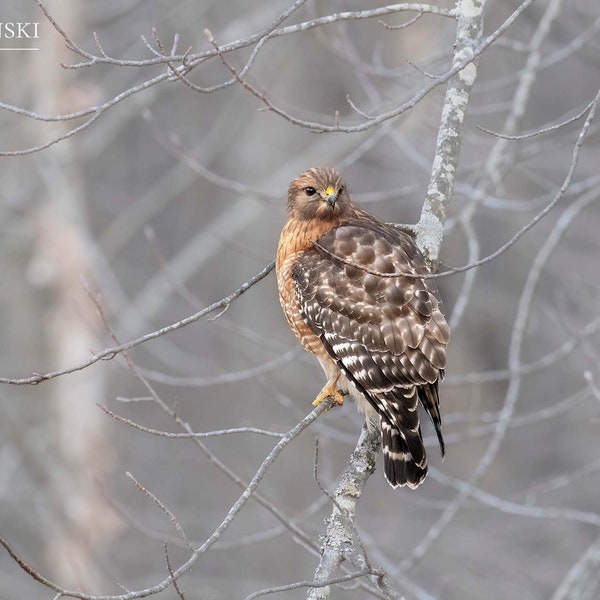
[28,0,121,588]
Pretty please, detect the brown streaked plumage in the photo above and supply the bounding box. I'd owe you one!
[276,167,450,489]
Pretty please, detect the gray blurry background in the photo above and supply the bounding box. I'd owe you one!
[1,1,600,598]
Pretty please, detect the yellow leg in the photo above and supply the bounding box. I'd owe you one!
[313,376,345,407]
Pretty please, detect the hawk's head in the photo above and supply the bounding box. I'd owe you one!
[287,167,355,221]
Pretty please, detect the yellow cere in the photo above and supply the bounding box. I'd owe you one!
[324,186,335,197]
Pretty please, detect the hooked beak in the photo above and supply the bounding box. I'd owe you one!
[323,186,337,207]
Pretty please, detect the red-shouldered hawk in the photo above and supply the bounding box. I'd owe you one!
[276,167,450,489]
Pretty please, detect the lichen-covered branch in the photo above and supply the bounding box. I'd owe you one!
[307,425,382,600]
[416,0,487,264]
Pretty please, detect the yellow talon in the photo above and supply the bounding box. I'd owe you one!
[313,381,345,407]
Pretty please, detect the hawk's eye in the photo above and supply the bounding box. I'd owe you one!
[304,187,317,196]
[338,185,345,194]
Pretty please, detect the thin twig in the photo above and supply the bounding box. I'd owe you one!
[0,261,275,385]
[244,568,377,600]
[127,472,195,552]
[164,543,186,600]
[378,13,424,31]
[477,99,594,140]
[136,348,297,387]
[99,403,284,439]
[205,0,533,134]
[0,538,65,596]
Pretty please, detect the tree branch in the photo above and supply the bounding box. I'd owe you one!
[0,261,274,385]
[416,0,487,265]
[308,425,382,600]
[0,400,332,600]
[552,535,600,600]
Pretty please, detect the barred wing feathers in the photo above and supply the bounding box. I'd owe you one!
[291,218,449,488]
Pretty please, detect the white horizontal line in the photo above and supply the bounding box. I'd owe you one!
[0,48,40,51]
